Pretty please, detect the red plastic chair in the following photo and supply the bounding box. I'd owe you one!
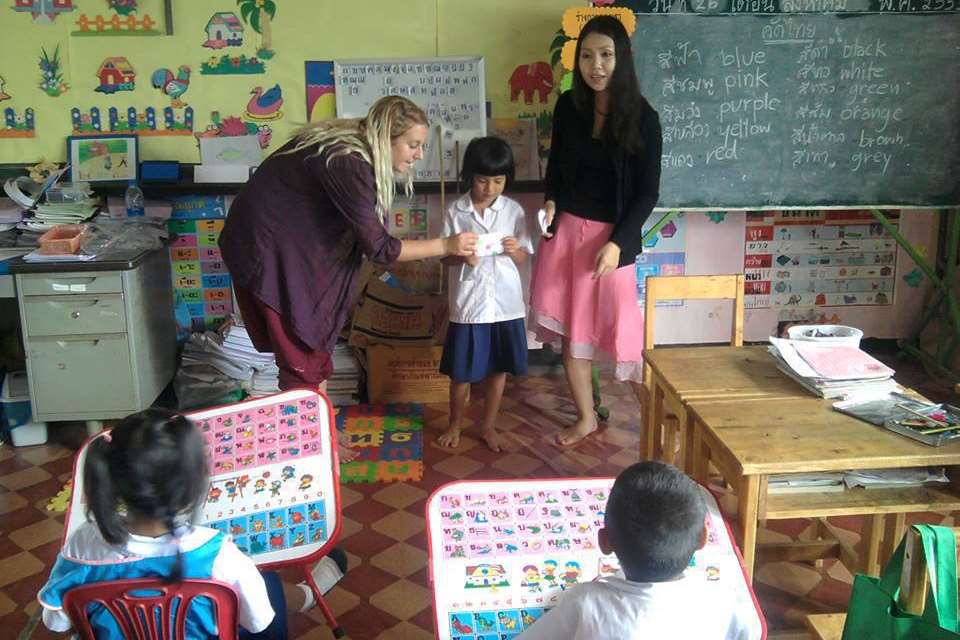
[62,578,239,640]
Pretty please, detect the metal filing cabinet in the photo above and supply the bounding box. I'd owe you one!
[12,249,176,422]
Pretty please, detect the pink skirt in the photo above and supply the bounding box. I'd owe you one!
[530,212,645,382]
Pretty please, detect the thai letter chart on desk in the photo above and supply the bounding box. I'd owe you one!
[426,477,765,640]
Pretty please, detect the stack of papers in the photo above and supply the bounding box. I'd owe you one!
[768,467,949,493]
[177,318,362,406]
[768,473,845,494]
[327,339,362,406]
[22,201,99,232]
[768,337,897,399]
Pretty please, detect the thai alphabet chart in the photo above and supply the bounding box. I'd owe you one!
[64,390,339,568]
[427,478,764,640]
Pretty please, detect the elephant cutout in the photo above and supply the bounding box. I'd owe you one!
[509,61,554,104]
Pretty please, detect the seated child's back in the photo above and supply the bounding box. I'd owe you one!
[516,461,755,640]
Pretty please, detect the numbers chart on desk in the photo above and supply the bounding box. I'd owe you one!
[191,390,339,565]
[429,479,753,640]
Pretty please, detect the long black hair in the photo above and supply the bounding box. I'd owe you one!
[571,15,647,155]
[84,408,208,581]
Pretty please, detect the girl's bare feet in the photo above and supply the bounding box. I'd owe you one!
[437,425,462,448]
[481,428,504,453]
[555,417,598,448]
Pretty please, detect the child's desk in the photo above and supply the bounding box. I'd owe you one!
[62,391,344,631]
[426,478,766,640]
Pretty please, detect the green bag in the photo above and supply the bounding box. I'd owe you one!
[842,524,959,639]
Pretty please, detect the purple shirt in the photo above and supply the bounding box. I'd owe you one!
[219,140,402,352]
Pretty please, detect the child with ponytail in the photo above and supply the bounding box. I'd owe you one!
[38,408,344,639]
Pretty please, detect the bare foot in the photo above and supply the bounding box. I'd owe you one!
[555,418,598,448]
[436,426,462,448]
[481,429,504,453]
[337,431,358,463]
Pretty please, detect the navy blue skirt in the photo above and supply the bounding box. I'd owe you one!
[440,319,529,383]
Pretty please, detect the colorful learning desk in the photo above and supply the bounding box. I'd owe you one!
[63,390,345,635]
[426,478,766,640]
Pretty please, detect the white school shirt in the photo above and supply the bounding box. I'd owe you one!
[443,193,533,324]
[515,572,758,640]
[39,523,275,635]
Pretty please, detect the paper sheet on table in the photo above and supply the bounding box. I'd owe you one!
[475,232,503,257]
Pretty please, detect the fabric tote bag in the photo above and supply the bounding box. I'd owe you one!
[842,523,959,639]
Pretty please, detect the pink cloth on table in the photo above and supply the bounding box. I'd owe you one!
[530,212,645,382]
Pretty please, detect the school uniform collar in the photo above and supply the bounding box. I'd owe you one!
[454,193,506,215]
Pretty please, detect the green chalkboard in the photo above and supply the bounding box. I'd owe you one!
[633,13,960,207]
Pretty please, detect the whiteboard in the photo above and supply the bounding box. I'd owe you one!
[334,56,486,182]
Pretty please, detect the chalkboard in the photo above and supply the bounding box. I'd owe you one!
[334,56,486,182]
[633,13,960,207]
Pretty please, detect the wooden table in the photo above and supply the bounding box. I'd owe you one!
[643,346,804,471]
[688,395,960,581]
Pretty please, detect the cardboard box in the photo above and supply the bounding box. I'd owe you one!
[366,345,449,404]
[349,276,447,348]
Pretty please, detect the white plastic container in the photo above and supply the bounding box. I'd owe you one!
[786,324,864,349]
[2,371,47,446]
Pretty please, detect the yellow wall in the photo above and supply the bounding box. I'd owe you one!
[0,0,572,165]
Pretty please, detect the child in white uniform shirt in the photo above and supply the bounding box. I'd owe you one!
[38,408,345,640]
[517,461,755,640]
[436,136,532,453]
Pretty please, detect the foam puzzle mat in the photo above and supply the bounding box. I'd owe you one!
[336,403,424,484]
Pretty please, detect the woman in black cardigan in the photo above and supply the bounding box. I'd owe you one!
[530,15,662,447]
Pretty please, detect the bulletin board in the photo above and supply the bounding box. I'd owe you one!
[426,478,765,640]
[334,56,486,182]
[63,390,341,567]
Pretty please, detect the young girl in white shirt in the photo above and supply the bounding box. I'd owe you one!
[436,137,533,452]
[38,408,345,639]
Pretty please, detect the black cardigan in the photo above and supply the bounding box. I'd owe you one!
[543,91,663,268]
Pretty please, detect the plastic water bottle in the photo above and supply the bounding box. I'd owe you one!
[124,181,144,217]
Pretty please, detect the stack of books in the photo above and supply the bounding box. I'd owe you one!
[768,337,897,399]
[327,339,362,406]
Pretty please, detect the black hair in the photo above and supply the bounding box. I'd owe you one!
[604,461,706,582]
[460,136,516,192]
[571,15,647,155]
[84,408,208,582]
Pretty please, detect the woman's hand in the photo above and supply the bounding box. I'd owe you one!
[445,232,478,257]
[593,242,621,278]
[542,200,557,238]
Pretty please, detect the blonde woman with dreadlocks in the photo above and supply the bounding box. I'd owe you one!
[221,96,477,456]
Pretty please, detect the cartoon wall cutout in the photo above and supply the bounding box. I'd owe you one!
[1,108,36,138]
[203,12,244,49]
[237,0,277,59]
[0,76,10,102]
[12,0,75,24]
[70,106,193,136]
[95,57,135,94]
[106,0,138,15]
[151,65,191,107]
[196,111,272,149]
[200,54,265,75]
[244,84,283,121]
[508,61,553,104]
[72,12,159,36]
[38,45,69,96]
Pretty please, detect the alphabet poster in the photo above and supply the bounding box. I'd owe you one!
[427,478,764,640]
[64,390,340,567]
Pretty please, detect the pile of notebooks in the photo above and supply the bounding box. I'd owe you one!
[768,336,897,399]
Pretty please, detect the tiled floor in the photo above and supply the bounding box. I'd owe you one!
[0,342,954,639]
